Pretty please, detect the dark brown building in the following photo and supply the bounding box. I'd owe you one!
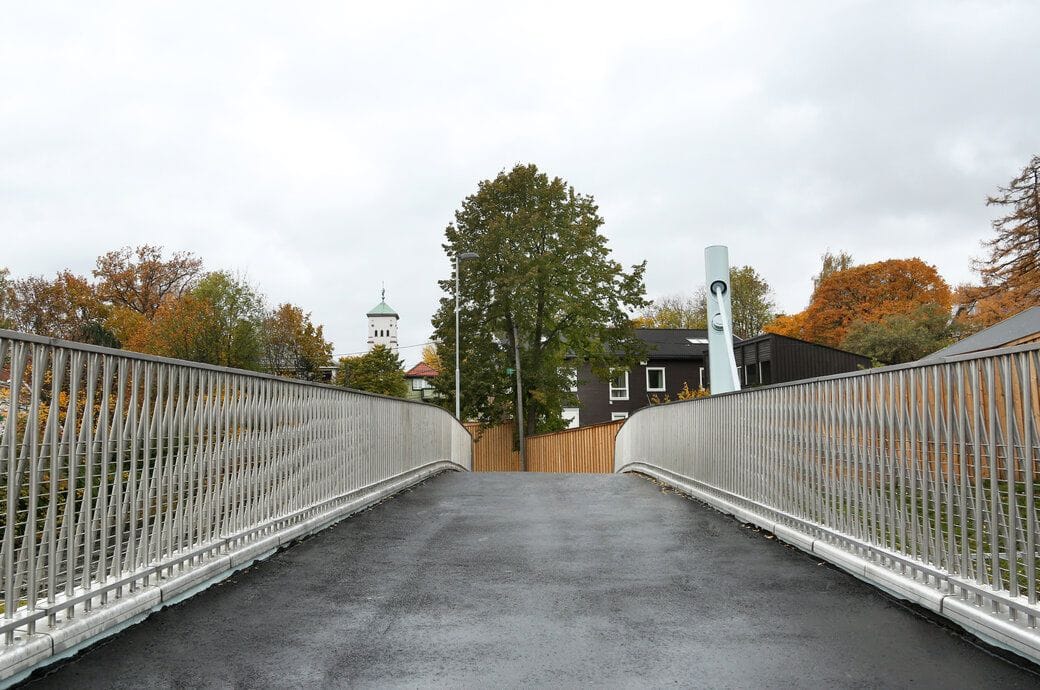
[567,328,712,427]
[733,333,871,387]
[568,330,871,427]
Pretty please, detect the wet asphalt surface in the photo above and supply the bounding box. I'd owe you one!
[21,471,1040,689]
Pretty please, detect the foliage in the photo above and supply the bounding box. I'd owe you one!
[5,246,336,375]
[190,272,266,369]
[135,293,218,362]
[678,381,709,400]
[335,345,407,397]
[648,381,709,405]
[729,266,776,338]
[11,271,115,344]
[430,163,649,435]
[421,343,443,373]
[261,303,334,380]
[105,306,150,349]
[634,293,706,329]
[0,267,15,329]
[841,303,958,365]
[94,245,203,318]
[961,155,1040,329]
[635,265,774,338]
[812,250,854,294]
[126,272,266,370]
[766,258,952,348]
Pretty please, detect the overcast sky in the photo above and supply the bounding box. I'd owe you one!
[3,1,1038,365]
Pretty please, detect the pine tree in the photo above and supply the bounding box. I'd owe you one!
[970,155,1040,316]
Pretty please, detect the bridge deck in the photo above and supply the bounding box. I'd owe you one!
[23,472,1040,688]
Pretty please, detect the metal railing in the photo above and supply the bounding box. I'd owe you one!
[0,329,470,668]
[615,343,1040,662]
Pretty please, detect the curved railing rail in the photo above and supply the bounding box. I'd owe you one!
[0,329,471,680]
[615,342,1040,663]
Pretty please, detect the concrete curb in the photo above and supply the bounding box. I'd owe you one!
[0,461,462,687]
[621,462,1040,667]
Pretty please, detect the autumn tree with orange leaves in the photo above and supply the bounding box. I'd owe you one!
[10,270,115,345]
[766,258,953,360]
[94,245,203,318]
[4,246,334,376]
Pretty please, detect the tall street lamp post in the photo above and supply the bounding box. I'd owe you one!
[455,251,479,419]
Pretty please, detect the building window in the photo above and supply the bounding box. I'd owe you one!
[562,407,580,429]
[611,412,629,420]
[609,372,629,401]
[646,367,665,392]
[410,378,425,390]
[698,366,705,389]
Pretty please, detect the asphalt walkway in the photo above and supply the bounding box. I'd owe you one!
[21,472,1040,688]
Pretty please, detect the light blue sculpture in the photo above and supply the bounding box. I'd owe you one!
[705,245,741,394]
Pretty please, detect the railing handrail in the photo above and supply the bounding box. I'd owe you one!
[622,339,1040,424]
[615,342,1040,664]
[0,327,460,415]
[0,329,472,681]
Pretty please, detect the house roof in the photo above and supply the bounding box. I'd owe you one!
[404,361,439,378]
[921,306,1040,361]
[367,301,399,317]
[634,328,722,358]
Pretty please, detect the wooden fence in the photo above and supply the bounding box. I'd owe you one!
[465,420,623,473]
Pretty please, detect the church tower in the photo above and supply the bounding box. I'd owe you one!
[367,288,399,354]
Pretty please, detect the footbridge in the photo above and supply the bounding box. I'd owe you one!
[1,329,1039,686]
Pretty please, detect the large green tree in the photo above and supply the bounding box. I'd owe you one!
[335,345,407,397]
[431,163,648,435]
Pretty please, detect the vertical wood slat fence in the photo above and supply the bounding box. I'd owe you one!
[466,420,622,473]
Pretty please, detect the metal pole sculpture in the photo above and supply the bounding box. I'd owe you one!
[705,245,741,394]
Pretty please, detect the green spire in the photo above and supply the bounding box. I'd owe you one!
[367,287,398,317]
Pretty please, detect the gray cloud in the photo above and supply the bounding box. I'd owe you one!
[3,1,1038,363]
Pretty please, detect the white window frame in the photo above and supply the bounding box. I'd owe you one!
[698,366,704,389]
[611,412,629,421]
[646,367,666,392]
[609,371,629,401]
